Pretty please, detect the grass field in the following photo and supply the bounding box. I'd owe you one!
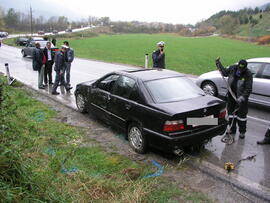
[55,34,270,75]
[5,33,270,75]
[0,76,211,202]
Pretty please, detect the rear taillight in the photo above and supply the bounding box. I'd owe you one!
[218,108,227,118]
[163,120,185,132]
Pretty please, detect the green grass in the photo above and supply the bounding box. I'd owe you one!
[56,34,270,75]
[0,76,211,202]
[5,33,270,75]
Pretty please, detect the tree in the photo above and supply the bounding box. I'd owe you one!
[99,17,110,26]
[219,15,238,34]
[4,8,19,29]
[0,7,5,30]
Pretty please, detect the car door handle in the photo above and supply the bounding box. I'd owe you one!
[125,103,131,110]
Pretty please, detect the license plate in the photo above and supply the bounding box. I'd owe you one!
[187,115,218,127]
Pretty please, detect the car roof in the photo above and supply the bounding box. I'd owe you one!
[247,57,270,63]
[115,68,184,81]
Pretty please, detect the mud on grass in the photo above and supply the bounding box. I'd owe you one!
[0,76,212,202]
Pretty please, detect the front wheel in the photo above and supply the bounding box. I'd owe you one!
[75,93,87,113]
[21,50,26,57]
[128,123,147,154]
[201,81,218,97]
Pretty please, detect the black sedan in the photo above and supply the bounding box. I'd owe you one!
[75,69,227,154]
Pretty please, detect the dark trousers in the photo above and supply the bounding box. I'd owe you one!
[227,94,248,134]
[44,60,53,84]
[52,71,69,93]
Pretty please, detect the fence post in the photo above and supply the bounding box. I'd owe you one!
[5,63,15,85]
[145,54,148,69]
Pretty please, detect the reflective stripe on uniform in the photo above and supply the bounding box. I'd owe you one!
[228,115,237,118]
[237,116,247,121]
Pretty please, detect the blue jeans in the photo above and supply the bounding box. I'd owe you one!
[64,62,71,85]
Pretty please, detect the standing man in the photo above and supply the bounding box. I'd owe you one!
[216,58,253,139]
[152,41,165,69]
[43,41,54,85]
[32,42,45,89]
[51,45,72,95]
[52,38,56,46]
[63,41,74,87]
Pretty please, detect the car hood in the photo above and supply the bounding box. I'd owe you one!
[199,70,221,78]
[152,95,224,115]
[77,80,96,87]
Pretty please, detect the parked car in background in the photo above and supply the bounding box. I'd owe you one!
[52,30,58,34]
[65,28,72,32]
[0,32,8,37]
[16,37,29,46]
[21,40,56,57]
[75,69,227,154]
[196,58,270,107]
[37,30,45,35]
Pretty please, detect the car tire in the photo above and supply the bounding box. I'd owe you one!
[75,93,87,113]
[128,122,147,154]
[201,81,218,97]
[22,50,26,57]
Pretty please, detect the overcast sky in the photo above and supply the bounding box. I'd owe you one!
[2,0,270,24]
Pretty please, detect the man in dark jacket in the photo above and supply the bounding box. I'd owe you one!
[43,41,54,85]
[51,45,72,95]
[216,59,253,139]
[32,42,45,89]
[152,41,165,69]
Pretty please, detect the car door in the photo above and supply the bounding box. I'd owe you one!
[108,75,137,129]
[251,63,270,106]
[90,74,119,121]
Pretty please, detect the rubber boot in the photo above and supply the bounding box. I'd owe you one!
[257,129,270,145]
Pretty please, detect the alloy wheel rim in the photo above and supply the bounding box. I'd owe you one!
[203,84,215,96]
[76,94,85,110]
[129,127,142,150]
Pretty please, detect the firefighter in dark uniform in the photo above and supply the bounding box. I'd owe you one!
[216,59,253,139]
[152,41,165,69]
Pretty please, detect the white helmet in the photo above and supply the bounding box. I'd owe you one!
[157,41,165,46]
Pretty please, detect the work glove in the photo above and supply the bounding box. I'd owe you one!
[236,96,245,104]
[215,57,221,69]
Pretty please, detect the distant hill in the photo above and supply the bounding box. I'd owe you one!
[200,2,270,37]
[259,2,270,11]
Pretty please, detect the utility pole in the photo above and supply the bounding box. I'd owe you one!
[30,6,33,36]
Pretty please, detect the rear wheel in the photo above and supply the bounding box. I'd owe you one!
[128,123,147,154]
[75,93,87,113]
[22,50,26,57]
[201,81,218,97]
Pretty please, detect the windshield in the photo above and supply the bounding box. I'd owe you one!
[145,77,205,103]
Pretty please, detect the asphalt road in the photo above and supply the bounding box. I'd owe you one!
[1,44,270,195]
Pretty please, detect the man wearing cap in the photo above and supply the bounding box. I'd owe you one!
[152,41,165,69]
[51,45,72,95]
[63,41,74,87]
[216,59,253,139]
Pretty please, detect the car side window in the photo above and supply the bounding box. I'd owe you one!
[247,63,262,78]
[113,76,136,99]
[129,85,142,103]
[97,74,119,92]
[260,64,270,79]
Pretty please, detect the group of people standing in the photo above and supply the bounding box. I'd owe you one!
[32,40,74,95]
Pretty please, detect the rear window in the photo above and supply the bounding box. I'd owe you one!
[145,77,205,103]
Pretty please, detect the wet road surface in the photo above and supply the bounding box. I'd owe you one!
[1,44,270,192]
